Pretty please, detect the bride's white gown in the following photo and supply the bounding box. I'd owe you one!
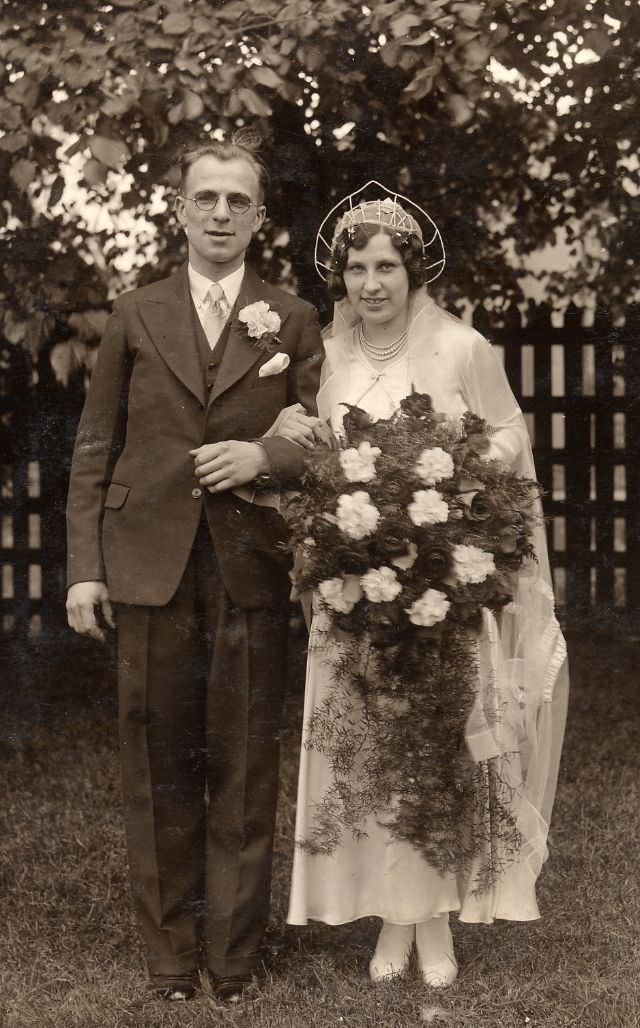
[287,294,568,927]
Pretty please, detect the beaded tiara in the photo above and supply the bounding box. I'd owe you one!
[314,180,445,284]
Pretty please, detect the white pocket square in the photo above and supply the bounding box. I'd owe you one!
[258,352,290,377]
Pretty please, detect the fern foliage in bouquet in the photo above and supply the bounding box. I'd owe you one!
[283,392,544,884]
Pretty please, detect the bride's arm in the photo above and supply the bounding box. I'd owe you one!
[462,335,528,466]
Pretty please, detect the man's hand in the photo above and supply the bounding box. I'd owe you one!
[66,581,115,642]
[190,441,270,492]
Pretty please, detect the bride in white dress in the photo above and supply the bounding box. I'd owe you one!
[278,188,568,987]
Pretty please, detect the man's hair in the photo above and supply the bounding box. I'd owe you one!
[327,223,426,301]
[177,140,269,203]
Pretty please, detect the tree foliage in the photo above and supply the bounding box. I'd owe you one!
[0,0,638,383]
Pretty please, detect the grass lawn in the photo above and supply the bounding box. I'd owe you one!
[1,627,639,1028]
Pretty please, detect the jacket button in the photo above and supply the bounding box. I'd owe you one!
[191,487,203,499]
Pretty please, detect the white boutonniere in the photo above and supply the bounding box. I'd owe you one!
[237,300,282,353]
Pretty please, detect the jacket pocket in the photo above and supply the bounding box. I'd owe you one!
[249,375,282,390]
[104,482,130,509]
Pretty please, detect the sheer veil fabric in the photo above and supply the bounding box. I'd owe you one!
[289,288,568,924]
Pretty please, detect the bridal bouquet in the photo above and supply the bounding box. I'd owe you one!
[283,392,544,884]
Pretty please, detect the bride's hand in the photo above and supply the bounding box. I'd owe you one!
[270,404,326,450]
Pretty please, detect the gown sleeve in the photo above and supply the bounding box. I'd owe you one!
[458,331,569,916]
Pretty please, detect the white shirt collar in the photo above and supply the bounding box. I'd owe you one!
[188,262,245,310]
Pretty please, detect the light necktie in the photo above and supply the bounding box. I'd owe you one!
[201,281,230,351]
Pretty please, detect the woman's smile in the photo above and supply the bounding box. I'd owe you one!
[342,232,410,337]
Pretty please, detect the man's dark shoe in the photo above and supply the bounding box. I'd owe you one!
[150,972,198,1001]
[210,974,252,1004]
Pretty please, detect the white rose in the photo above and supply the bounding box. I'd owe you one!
[318,577,357,613]
[406,588,451,627]
[415,446,454,486]
[336,491,380,540]
[407,489,449,526]
[339,441,382,483]
[238,300,282,338]
[452,543,496,584]
[361,566,402,603]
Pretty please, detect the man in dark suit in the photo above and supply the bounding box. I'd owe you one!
[66,140,323,1002]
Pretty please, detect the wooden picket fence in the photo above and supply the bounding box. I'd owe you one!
[1,301,640,643]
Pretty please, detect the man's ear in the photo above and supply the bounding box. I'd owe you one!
[175,195,187,229]
[252,205,266,235]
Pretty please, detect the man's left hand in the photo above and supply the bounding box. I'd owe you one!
[190,441,269,492]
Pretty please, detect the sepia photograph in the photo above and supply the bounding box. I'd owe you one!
[0,1,638,1026]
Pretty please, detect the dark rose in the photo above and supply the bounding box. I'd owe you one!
[376,517,413,559]
[340,403,372,433]
[498,526,519,553]
[467,432,491,456]
[335,543,370,576]
[378,469,415,505]
[400,392,434,418]
[416,540,452,582]
[368,603,404,647]
[461,411,486,437]
[466,491,497,522]
[310,516,336,544]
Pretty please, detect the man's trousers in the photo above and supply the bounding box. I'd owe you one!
[115,518,289,978]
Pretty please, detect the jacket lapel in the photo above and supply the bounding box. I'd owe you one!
[209,266,289,405]
[138,265,206,406]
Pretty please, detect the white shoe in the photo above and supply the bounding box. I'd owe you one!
[416,914,458,988]
[369,921,415,982]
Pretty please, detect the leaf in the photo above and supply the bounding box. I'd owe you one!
[390,13,423,39]
[88,135,131,170]
[380,41,401,68]
[251,65,283,89]
[464,39,489,69]
[5,75,39,109]
[48,175,65,208]
[182,89,205,119]
[402,30,435,46]
[3,310,25,345]
[10,158,37,192]
[167,100,184,125]
[446,93,474,126]
[581,28,612,58]
[404,67,436,100]
[453,2,484,26]
[174,54,203,75]
[83,157,108,185]
[50,341,73,386]
[145,32,172,49]
[0,101,22,131]
[297,45,325,72]
[0,132,29,154]
[162,11,191,35]
[237,87,272,118]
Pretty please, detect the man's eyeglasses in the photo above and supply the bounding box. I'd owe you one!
[179,191,259,215]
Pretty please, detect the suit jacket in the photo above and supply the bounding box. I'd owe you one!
[66,263,323,609]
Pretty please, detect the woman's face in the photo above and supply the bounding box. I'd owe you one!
[342,232,410,331]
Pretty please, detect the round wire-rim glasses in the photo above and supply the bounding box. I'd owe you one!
[179,191,260,215]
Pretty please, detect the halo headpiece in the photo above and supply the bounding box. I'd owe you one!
[314,180,445,284]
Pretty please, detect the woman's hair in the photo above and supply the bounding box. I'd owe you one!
[326,223,426,301]
[177,140,269,202]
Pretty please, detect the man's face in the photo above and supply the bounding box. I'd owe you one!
[175,155,266,278]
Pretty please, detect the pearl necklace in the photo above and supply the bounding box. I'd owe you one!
[358,321,408,362]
